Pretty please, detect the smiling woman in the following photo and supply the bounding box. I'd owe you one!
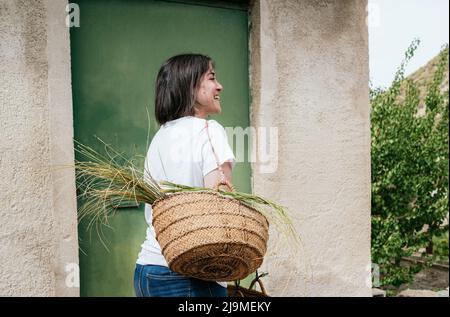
[194,66,224,118]
[154,54,224,124]
[134,53,236,297]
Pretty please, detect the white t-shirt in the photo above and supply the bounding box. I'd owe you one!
[136,116,235,288]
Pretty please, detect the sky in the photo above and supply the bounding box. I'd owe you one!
[368,0,449,89]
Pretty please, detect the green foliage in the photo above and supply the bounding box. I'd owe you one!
[370,39,449,287]
[432,231,449,260]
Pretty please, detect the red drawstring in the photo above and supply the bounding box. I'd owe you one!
[205,121,226,183]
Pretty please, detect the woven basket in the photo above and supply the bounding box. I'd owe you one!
[152,190,269,282]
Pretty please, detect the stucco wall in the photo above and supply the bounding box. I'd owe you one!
[0,0,78,296]
[249,0,372,296]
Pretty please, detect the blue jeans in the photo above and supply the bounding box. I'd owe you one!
[134,264,228,297]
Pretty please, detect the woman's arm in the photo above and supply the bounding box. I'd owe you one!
[203,161,233,189]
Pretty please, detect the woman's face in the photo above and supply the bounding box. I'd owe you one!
[194,64,223,118]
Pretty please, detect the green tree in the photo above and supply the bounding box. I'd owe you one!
[370,39,449,286]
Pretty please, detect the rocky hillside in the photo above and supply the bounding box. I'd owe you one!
[398,49,449,115]
[407,50,449,96]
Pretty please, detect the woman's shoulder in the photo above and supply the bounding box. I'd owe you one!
[158,116,226,138]
[206,119,226,132]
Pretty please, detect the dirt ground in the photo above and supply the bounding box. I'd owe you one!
[404,265,449,291]
[385,258,450,296]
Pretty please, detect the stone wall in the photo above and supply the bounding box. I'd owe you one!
[249,0,372,296]
[0,0,79,296]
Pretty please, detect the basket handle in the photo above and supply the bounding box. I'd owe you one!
[249,276,268,296]
[205,121,235,192]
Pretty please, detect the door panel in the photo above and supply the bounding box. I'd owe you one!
[71,0,250,296]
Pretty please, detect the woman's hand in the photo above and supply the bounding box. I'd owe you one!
[204,161,233,191]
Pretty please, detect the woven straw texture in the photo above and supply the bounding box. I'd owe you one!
[152,191,269,281]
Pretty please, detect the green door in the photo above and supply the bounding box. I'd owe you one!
[71,0,250,296]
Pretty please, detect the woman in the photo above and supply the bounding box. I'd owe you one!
[134,54,235,297]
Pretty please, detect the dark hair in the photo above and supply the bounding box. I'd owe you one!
[154,53,214,125]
